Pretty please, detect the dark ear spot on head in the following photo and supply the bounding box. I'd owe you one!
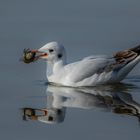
[58,54,62,58]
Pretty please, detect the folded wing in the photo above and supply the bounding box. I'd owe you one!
[64,45,140,83]
[64,55,115,83]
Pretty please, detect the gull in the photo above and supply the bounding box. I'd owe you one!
[30,42,140,87]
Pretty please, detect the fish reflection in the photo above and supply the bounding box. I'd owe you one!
[22,83,140,124]
[23,107,65,124]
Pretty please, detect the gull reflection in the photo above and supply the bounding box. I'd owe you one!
[22,83,140,124]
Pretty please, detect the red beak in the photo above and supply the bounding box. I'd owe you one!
[31,50,48,58]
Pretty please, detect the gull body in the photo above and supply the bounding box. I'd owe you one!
[34,42,140,87]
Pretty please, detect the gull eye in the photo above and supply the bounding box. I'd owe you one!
[49,49,54,53]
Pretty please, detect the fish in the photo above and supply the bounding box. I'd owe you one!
[22,48,37,63]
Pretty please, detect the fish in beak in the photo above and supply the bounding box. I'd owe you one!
[22,48,48,63]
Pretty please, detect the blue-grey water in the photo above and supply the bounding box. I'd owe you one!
[0,0,140,140]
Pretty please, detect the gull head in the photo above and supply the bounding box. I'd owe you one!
[32,42,66,64]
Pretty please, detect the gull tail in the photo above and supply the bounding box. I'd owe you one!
[130,44,140,55]
[113,44,140,81]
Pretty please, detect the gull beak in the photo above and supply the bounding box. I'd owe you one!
[31,49,48,59]
[22,48,48,64]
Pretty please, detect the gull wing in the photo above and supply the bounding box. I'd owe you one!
[64,55,115,83]
[64,47,140,83]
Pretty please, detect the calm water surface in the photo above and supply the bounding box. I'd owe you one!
[0,0,140,140]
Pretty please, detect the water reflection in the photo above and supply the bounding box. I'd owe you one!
[22,83,140,124]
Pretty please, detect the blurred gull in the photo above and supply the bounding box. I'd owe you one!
[23,84,140,124]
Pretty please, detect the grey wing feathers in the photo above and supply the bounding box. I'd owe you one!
[65,56,115,82]
[83,55,111,60]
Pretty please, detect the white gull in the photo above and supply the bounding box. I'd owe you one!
[31,42,140,87]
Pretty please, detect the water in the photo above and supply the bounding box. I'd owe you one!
[0,0,140,140]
